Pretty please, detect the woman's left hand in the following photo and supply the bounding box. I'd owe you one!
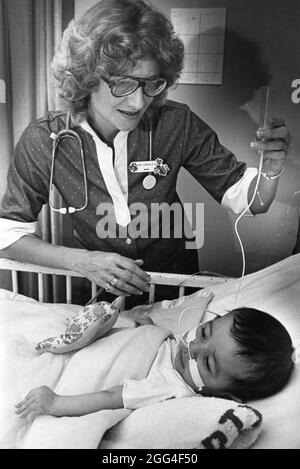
[250,117,292,176]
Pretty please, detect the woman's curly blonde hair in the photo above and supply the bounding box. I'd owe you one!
[51,0,184,121]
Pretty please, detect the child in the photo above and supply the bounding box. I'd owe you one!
[15,307,294,418]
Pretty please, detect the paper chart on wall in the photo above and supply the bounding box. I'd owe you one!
[171,8,226,85]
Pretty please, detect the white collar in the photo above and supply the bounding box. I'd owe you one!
[80,120,131,227]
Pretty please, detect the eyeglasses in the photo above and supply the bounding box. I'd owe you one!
[102,75,167,98]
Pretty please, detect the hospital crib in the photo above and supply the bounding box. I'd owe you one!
[0,258,231,307]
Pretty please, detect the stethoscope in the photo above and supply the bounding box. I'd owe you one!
[49,112,88,214]
[49,113,170,214]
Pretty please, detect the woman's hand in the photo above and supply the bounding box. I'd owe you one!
[2,237,151,298]
[72,251,151,297]
[15,386,58,418]
[250,117,292,176]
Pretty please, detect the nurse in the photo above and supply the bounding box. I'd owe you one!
[0,0,291,301]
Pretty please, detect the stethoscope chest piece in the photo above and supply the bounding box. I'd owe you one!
[143,174,157,190]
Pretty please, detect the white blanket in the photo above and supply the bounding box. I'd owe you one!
[0,298,169,449]
[0,289,263,449]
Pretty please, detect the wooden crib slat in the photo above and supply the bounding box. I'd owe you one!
[38,273,44,302]
[12,270,18,294]
[91,282,97,297]
[119,297,126,312]
[66,276,72,304]
[148,284,156,304]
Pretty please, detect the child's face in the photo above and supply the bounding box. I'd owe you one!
[174,312,245,397]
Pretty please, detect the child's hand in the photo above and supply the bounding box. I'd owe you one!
[15,386,58,418]
[134,316,155,327]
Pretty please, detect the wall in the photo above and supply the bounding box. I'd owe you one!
[74,0,300,277]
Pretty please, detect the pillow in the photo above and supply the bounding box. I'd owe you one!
[100,396,263,450]
[35,297,122,354]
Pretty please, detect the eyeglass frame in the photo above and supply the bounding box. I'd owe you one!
[101,75,168,98]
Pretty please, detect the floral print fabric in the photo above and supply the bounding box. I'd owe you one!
[36,300,120,353]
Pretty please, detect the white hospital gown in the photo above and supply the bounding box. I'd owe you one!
[122,337,196,409]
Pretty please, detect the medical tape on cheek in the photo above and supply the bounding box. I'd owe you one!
[185,327,204,391]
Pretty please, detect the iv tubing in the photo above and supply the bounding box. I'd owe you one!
[234,87,271,305]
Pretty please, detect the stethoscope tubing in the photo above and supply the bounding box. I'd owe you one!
[49,113,88,214]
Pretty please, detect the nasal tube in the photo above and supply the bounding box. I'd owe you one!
[184,327,204,392]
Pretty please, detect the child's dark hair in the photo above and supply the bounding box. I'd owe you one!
[228,307,294,402]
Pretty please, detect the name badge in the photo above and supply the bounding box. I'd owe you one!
[129,161,157,173]
[129,158,170,177]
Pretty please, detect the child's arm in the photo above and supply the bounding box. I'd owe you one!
[15,385,124,418]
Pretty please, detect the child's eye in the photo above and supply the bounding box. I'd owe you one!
[201,326,207,339]
[204,356,211,373]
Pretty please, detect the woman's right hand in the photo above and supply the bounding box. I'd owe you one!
[1,237,151,297]
[72,250,151,297]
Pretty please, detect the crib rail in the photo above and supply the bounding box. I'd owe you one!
[0,258,232,304]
